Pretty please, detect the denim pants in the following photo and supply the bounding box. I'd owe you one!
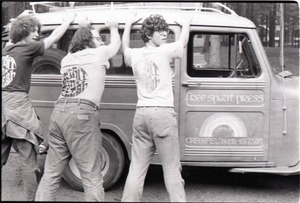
[2,91,43,201]
[122,107,186,202]
[2,136,41,201]
[35,100,104,201]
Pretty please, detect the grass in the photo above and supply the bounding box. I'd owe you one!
[264,47,299,76]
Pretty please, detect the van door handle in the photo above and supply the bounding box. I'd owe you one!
[181,81,201,87]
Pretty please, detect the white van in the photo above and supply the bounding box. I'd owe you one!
[2,2,299,191]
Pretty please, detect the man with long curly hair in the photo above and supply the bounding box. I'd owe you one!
[2,13,75,201]
[121,13,192,202]
[35,19,121,201]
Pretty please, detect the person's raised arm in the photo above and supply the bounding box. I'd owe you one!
[176,14,193,48]
[122,12,142,52]
[105,18,121,59]
[43,13,76,50]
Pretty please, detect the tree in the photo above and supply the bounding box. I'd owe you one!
[279,3,284,67]
[268,4,277,47]
[283,3,299,47]
[2,2,30,31]
[208,3,222,68]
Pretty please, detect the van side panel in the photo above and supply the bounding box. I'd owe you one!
[30,76,137,155]
[269,98,299,167]
[100,78,138,157]
[30,77,62,137]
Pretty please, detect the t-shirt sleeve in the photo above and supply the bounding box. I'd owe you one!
[163,41,184,60]
[94,46,112,70]
[28,41,45,57]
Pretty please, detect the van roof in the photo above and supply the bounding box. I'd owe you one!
[34,4,256,29]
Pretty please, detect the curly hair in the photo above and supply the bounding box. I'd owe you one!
[9,15,41,43]
[140,14,169,43]
[69,26,96,53]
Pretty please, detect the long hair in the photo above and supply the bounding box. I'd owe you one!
[69,26,96,53]
[140,14,169,43]
[9,15,41,43]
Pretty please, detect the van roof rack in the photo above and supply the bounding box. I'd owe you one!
[29,2,237,16]
[29,2,73,13]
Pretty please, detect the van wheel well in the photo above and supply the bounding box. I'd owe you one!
[32,48,66,74]
[101,129,130,163]
[62,131,127,191]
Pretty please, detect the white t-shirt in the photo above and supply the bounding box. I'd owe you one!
[60,47,110,106]
[124,41,183,107]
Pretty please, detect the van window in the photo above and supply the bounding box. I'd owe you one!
[32,29,176,76]
[32,30,74,75]
[101,29,176,76]
[188,33,260,78]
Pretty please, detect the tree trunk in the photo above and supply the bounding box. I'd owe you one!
[208,3,221,68]
[240,3,247,16]
[202,35,210,53]
[268,3,276,47]
[209,35,221,68]
[279,4,284,68]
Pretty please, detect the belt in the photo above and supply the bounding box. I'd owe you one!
[56,98,99,110]
[136,106,173,108]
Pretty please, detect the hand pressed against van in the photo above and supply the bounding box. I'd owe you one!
[105,17,119,28]
[174,14,193,48]
[105,18,121,59]
[122,12,142,51]
[43,13,76,50]
[126,11,143,25]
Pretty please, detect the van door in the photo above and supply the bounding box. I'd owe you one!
[179,32,270,163]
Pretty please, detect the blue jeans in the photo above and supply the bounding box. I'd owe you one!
[122,107,186,202]
[35,99,104,201]
[2,137,41,201]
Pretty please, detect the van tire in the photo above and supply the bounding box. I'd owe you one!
[32,48,67,74]
[62,132,125,191]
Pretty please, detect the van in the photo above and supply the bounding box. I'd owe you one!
[2,2,299,191]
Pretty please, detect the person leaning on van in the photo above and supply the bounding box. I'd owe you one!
[34,18,121,201]
[121,12,193,202]
[1,12,76,201]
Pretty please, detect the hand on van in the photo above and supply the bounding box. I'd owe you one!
[174,13,193,27]
[77,14,91,27]
[43,12,76,50]
[125,11,143,26]
[62,12,77,24]
[105,17,119,29]
[175,14,193,48]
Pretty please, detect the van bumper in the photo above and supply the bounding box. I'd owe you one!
[229,162,300,176]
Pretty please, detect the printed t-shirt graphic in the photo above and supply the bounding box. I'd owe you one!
[124,41,184,107]
[134,59,160,94]
[2,55,17,88]
[61,66,88,97]
[59,48,110,106]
